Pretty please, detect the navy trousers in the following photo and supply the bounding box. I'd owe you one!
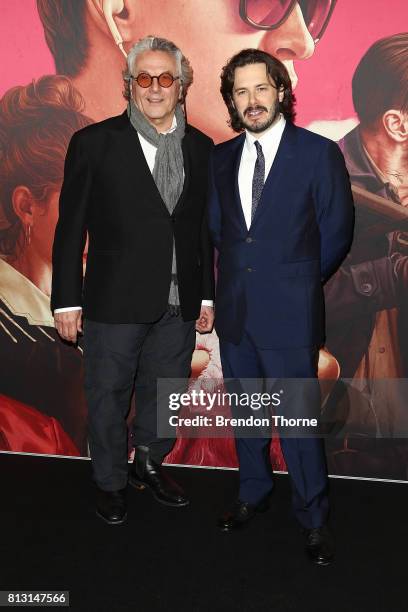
[220,332,329,529]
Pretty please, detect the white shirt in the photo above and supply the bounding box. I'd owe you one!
[238,114,286,230]
[55,115,213,313]
[137,115,178,173]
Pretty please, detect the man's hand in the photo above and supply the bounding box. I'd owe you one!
[195,305,214,334]
[54,310,83,343]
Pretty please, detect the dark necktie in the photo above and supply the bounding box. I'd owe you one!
[251,140,265,222]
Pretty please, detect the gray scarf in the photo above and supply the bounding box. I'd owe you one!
[127,99,186,312]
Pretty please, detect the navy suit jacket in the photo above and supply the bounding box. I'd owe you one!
[208,121,354,349]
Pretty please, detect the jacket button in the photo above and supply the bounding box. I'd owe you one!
[361,282,372,293]
[171,217,176,223]
[246,237,253,243]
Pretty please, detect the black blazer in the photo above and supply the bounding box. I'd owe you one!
[51,111,215,323]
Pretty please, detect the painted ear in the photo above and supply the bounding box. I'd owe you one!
[11,186,34,226]
[383,109,408,143]
[88,0,133,57]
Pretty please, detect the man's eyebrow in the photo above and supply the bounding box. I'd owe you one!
[234,82,270,90]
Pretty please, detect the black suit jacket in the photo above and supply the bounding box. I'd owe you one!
[51,111,215,323]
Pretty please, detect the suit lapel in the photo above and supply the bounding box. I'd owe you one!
[215,134,246,230]
[250,121,296,229]
[232,135,247,231]
[173,129,191,215]
[118,112,169,216]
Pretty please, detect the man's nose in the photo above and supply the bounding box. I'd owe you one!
[150,77,161,92]
[259,3,315,61]
[248,90,258,106]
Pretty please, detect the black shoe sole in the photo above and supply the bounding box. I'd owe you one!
[128,477,190,507]
[95,510,127,525]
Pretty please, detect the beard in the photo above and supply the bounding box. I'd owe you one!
[240,101,281,134]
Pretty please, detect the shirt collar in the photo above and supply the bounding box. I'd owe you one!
[139,115,177,140]
[166,115,177,134]
[339,126,402,203]
[244,113,286,154]
[0,258,54,327]
[361,143,388,184]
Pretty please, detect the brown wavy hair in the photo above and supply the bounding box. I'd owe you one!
[0,75,92,257]
[37,0,88,77]
[220,49,296,133]
[352,33,408,126]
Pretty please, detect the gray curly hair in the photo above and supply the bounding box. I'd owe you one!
[123,36,193,103]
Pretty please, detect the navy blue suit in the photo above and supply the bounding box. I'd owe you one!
[208,121,354,528]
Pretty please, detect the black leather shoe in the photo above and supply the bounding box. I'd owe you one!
[218,498,270,532]
[304,525,334,566]
[129,446,189,507]
[96,488,127,525]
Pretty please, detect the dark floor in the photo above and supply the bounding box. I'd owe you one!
[0,453,407,612]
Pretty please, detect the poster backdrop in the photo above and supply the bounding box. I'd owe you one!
[1,1,408,480]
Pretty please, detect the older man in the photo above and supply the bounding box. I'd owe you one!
[51,36,214,524]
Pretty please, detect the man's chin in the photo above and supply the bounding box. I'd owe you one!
[243,119,274,134]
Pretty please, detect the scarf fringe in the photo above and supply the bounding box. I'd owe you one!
[167,304,181,317]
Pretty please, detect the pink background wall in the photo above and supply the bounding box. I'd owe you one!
[1,1,408,476]
[1,0,407,126]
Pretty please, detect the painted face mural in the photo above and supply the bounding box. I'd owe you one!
[1,1,408,480]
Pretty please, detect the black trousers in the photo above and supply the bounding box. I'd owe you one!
[83,311,196,491]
